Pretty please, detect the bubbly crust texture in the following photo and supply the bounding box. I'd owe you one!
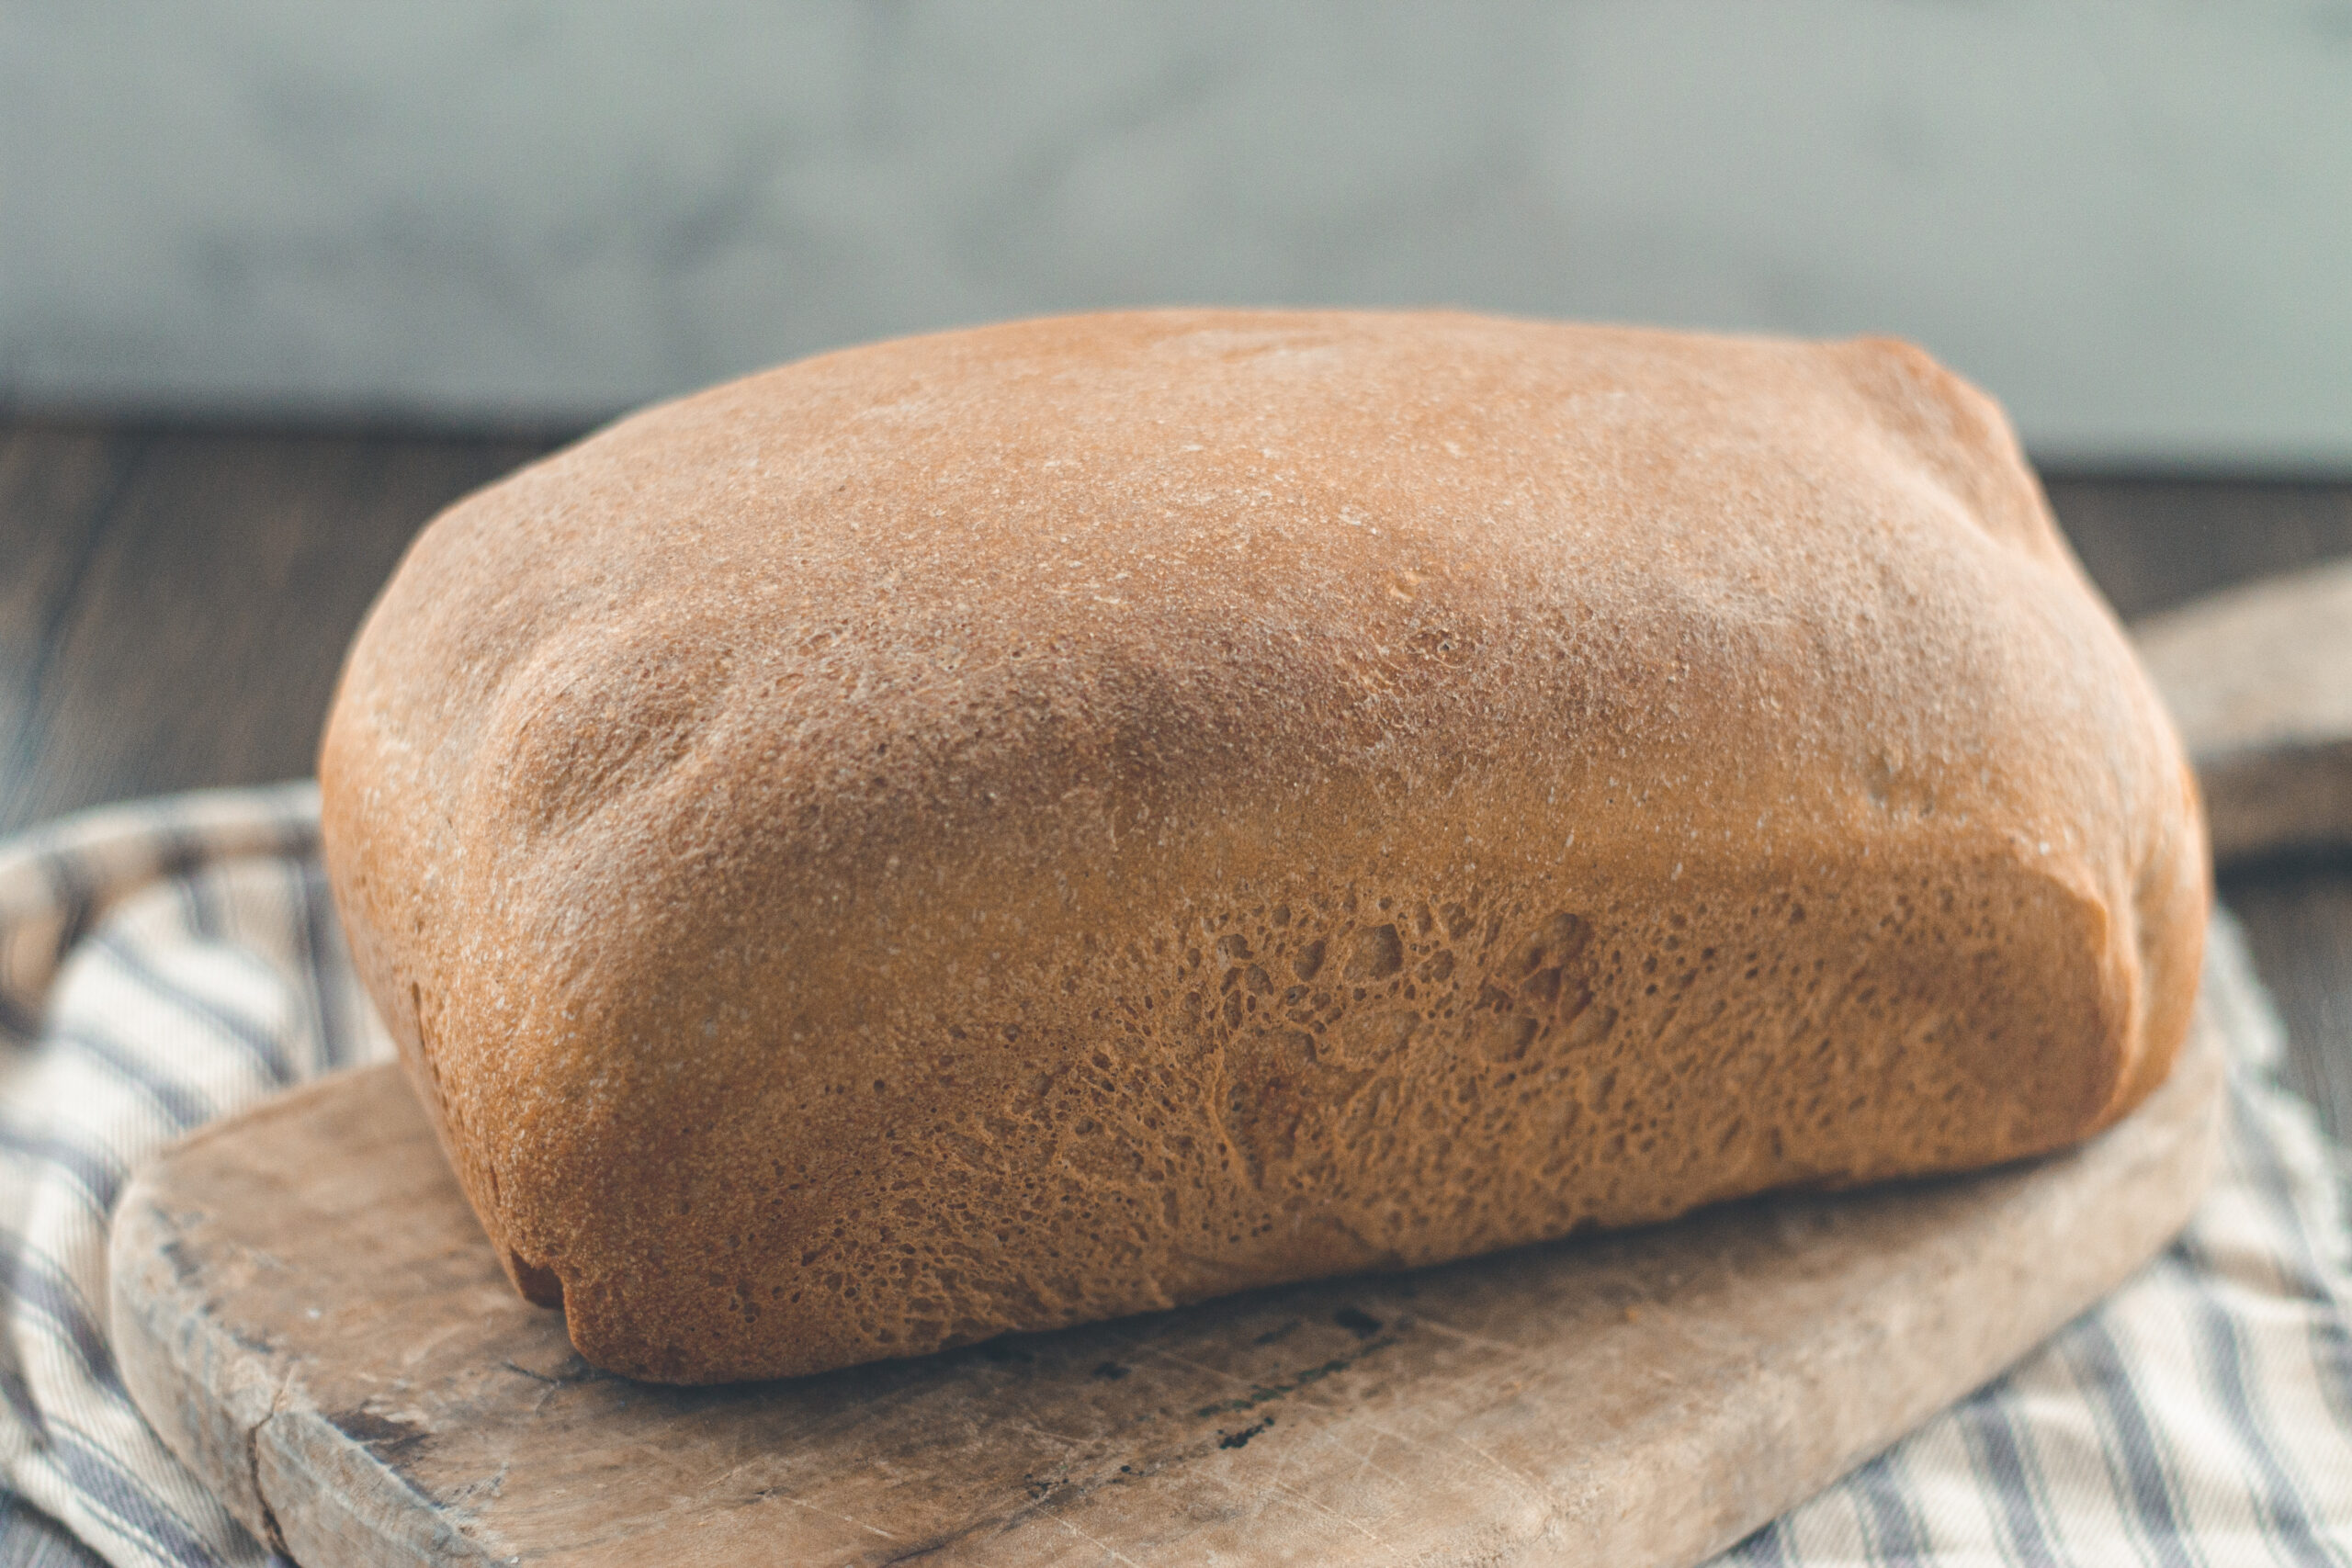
[320,310,2210,1383]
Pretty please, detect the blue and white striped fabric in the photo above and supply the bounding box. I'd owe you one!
[0,786,390,1568]
[0,787,2346,1567]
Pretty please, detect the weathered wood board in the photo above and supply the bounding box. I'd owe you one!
[2137,556,2352,865]
[109,993,2223,1567]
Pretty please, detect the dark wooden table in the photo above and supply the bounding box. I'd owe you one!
[4,420,2348,1152]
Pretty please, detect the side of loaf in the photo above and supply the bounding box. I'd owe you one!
[319,310,2209,1383]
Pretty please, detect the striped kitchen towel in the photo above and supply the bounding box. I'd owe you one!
[0,786,2346,1567]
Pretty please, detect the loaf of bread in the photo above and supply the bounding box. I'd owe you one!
[320,310,2209,1384]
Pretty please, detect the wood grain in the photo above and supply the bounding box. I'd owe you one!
[110,982,2224,1568]
[0,422,553,837]
[2135,560,2352,865]
[0,426,150,826]
[2042,472,2352,622]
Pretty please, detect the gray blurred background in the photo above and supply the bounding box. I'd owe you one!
[6,0,2350,466]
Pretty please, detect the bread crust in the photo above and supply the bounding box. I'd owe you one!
[319,310,2209,1382]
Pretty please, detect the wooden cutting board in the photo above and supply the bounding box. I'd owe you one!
[109,992,2223,1568]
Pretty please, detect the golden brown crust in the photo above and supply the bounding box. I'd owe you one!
[319,310,2209,1382]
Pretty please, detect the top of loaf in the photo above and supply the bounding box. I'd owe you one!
[320,310,2208,1377]
[334,310,2155,913]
